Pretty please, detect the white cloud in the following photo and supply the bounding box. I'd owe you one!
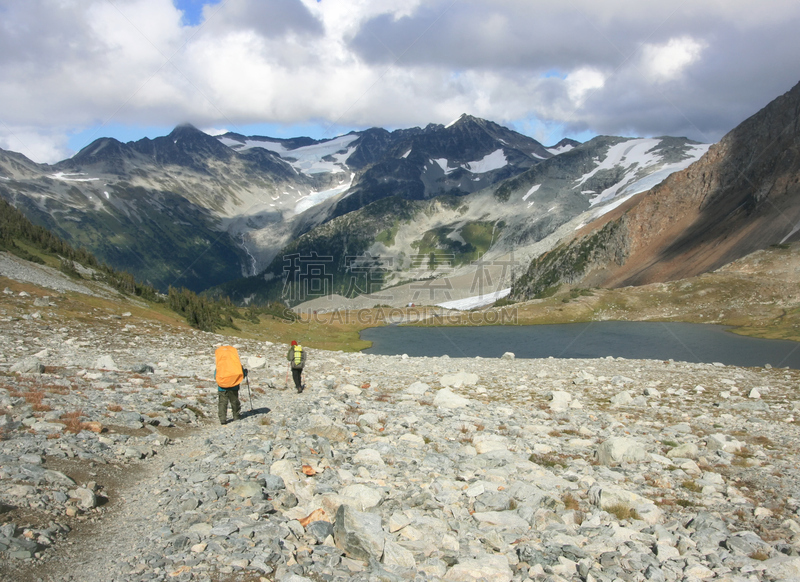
[202,127,231,136]
[641,37,706,83]
[0,128,73,165]
[0,0,799,163]
[300,0,424,39]
[567,69,607,106]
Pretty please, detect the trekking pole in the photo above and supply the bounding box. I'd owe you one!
[285,363,290,390]
[246,375,253,411]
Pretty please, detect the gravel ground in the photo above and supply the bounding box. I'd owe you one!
[2,253,800,582]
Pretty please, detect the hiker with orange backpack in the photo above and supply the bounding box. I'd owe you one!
[214,345,248,425]
[286,340,306,393]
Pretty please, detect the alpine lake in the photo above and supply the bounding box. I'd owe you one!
[361,321,800,369]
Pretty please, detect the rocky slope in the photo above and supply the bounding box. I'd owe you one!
[511,80,800,301]
[2,253,800,582]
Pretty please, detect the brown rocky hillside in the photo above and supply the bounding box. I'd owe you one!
[512,80,800,298]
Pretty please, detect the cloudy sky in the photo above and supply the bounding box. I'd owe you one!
[2,0,800,164]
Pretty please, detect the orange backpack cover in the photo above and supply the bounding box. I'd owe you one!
[215,346,243,388]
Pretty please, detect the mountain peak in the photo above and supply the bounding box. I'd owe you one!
[548,138,581,149]
[546,138,581,155]
[444,113,469,128]
[58,136,129,173]
[445,113,490,130]
[168,123,205,140]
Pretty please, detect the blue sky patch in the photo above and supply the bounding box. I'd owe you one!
[174,0,222,27]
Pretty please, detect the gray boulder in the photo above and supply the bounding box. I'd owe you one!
[666,443,699,459]
[383,539,416,569]
[433,388,470,408]
[131,364,155,374]
[306,520,334,543]
[230,481,264,500]
[305,414,349,442]
[594,437,649,465]
[443,554,513,581]
[263,474,286,491]
[72,487,97,509]
[610,391,633,406]
[333,505,385,561]
[10,358,45,374]
[94,355,118,370]
[705,433,745,453]
[440,371,479,387]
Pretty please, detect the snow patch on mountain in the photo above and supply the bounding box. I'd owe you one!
[466,149,507,173]
[294,173,355,214]
[781,220,800,244]
[547,143,576,155]
[574,139,710,210]
[431,150,508,176]
[575,139,662,190]
[50,172,99,182]
[445,113,466,128]
[522,184,541,201]
[592,144,710,216]
[569,141,710,230]
[437,287,511,310]
[219,134,359,175]
[433,158,453,174]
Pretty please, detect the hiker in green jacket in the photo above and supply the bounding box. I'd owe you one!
[287,340,306,393]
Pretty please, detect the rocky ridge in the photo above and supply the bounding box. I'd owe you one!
[2,265,800,582]
[511,80,800,301]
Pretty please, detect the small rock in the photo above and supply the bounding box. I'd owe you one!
[433,388,470,408]
[440,371,479,387]
[72,488,97,509]
[94,355,118,370]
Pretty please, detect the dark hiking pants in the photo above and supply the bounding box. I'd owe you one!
[292,368,303,392]
[218,388,240,423]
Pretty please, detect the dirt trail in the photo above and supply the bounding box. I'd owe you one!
[6,425,214,582]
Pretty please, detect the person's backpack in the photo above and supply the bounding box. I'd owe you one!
[215,345,243,388]
[291,345,305,369]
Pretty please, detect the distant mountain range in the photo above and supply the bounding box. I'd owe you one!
[0,104,733,304]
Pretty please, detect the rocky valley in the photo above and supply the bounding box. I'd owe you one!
[2,252,800,582]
